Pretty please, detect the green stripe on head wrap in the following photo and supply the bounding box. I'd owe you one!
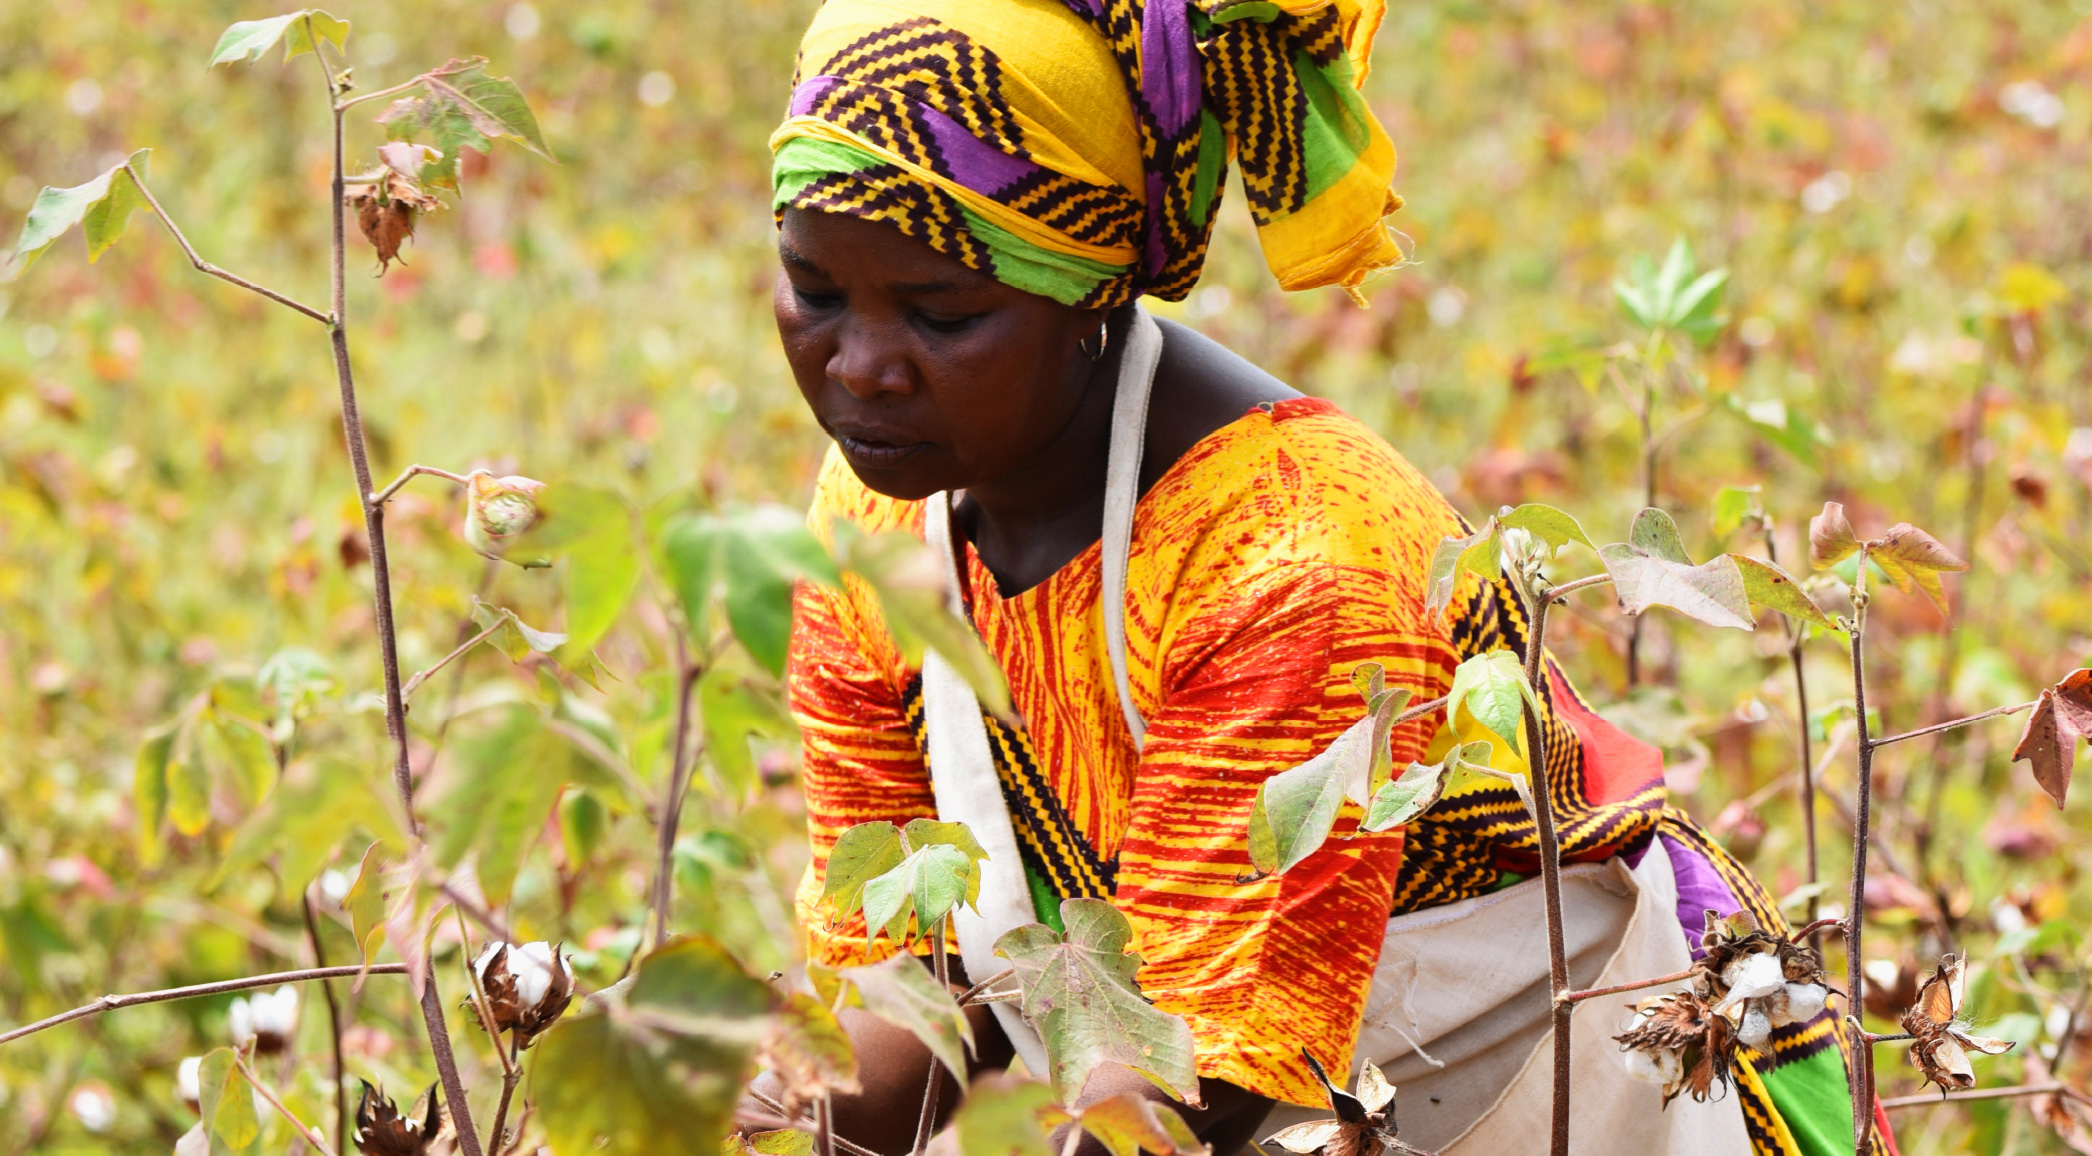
[771,136,1128,307]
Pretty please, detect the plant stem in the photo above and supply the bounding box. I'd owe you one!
[1763,530,1821,948]
[1790,917,1846,943]
[335,75,425,112]
[0,963,405,1046]
[1558,967,1696,1007]
[1546,573,1615,603]
[818,1095,839,1156]
[913,920,952,1156]
[1514,576,1573,1156]
[488,1032,524,1154]
[1868,701,2038,750]
[1879,1082,2088,1110]
[955,967,1016,1007]
[306,27,484,1154]
[304,892,350,1156]
[125,165,332,325]
[237,1053,338,1156]
[369,463,473,506]
[653,643,704,945]
[400,620,505,701]
[1844,564,1877,1154]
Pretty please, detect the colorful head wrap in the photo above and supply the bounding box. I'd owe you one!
[771,0,1403,308]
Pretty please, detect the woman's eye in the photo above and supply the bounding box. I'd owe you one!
[914,311,980,335]
[792,287,842,310]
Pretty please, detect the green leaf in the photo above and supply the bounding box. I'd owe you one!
[1361,742,1496,832]
[1498,503,1592,557]
[1709,486,1762,542]
[434,706,573,904]
[209,10,348,67]
[134,723,176,865]
[1247,716,1365,876]
[837,951,974,1081]
[664,505,841,674]
[728,1131,817,1156]
[1449,650,1539,755]
[559,787,608,864]
[1730,555,1836,630]
[420,58,556,160]
[344,842,390,963]
[1077,1093,1206,1156]
[533,936,774,1156]
[1598,508,1756,630]
[472,598,567,662]
[862,843,975,943]
[823,821,906,923]
[546,486,640,656]
[994,899,1200,1105]
[834,525,1009,716]
[950,1073,1069,1156]
[762,992,861,1102]
[168,719,213,836]
[197,1048,259,1151]
[208,761,403,893]
[208,714,278,809]
[1424,520,1502,618]
[662,512,727,640]
[698,665,789,797]
[1719,395,1828,467]
[5,149,152,279]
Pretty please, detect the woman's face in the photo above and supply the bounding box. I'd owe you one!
[773,208,1102,501]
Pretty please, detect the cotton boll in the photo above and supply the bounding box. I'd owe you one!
[1736,1001,1774,1051]
[176,1057,201,1111]
[228,997,254,1047]
[1773,983,1827,1027]
[511,941,560,1010]
[1622,1041,1683,1093]
[1718,951,1786,1011]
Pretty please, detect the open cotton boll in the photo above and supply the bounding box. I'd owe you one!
[1736,1001,1775,1051]
[227,996,254,1046]
[1771,983,1828,1028]
[252,986,299,1035]
[176,1056,201,1109]
[1718,951,1786,1011]
[1622,1041,1684,1094]
[511,941,561,1010]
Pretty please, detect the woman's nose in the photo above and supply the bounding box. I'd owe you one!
[826,319,915,400]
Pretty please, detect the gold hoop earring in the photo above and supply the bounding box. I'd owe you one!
[1080,315,1110,362]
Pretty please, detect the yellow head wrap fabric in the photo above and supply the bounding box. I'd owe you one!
[771,0,1402,307]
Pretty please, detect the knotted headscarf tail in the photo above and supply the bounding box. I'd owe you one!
[771,0,1403,308]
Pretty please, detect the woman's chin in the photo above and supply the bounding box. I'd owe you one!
[839,454,950,504]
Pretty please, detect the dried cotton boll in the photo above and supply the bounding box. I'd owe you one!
[472,941,575,1045]
[346,171,442,275]
[355,1080,440,1156]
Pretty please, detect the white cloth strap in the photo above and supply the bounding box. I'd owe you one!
[917,304,1160,1075]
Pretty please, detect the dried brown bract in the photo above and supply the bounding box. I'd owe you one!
[354,1080,439,1156]
[1616,991,1737,1105]
[473,941,575,1046]
[1264,1049,1431,1156]
[1901,954,2015,1091]
[1692,910,1829,1051]
[346,170,442,274]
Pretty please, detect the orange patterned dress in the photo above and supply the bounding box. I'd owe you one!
[787,397,1869,1145]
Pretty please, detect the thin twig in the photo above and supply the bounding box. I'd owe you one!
[1559,967,1696,1007]
[335,75,425,112]
[454,910,516,1079]
[1862,1032,1915,1045]
[653,645,704,944]
[488,1032,524,1154]
[237,1052,338,1156]
[1868,701,2038,750]
[1880,1082,2088,1110]
[125,164,331,324]
[401,621,505,701]
[0,964,406,1047]
[370,463,473,506]
[304,891,350,1156]
[307,28,482,1152]
[748,1089,882,1156]
[913,922,951,1155]
[955,967,1016,1007]
[1790,917,1846,944]
[1545,573,1615,603]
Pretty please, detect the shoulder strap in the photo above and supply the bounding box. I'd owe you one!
[917,303,1160,1075]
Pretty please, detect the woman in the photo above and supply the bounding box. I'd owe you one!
[769,2,1887,1154]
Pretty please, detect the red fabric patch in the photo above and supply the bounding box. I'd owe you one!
[1548,665,1664,804]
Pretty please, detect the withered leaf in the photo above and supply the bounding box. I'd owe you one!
[2012,669,2092,808]
[1869,522,1967,616]
[1808,502,1860,570]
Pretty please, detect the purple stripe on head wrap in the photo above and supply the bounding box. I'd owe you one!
[1143,171,1169,276]
[915,103,1040,195]
[1661,833,1742,961]
[789,75,841,118]
[1140,0,1203,138]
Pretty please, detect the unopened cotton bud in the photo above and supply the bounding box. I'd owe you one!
[463,470,549,567]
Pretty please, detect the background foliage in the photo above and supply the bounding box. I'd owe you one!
[2,0,2089,1151]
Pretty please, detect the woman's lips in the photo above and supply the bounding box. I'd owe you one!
[833,431,930,468]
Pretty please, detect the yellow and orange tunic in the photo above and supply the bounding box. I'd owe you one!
[789,398,1878,1155]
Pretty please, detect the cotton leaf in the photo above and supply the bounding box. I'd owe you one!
[1247,711,1375,876]
[196,1048,259,1150]
[1077,1093,1209,1156]
[1498,503,1592,557]
[5,149,153,279]
[1424,519,1501,618]
[1808,502,1860,570]
[208,10,349,68]
[950,1073,1070,1156]
[1449,650,1538,755]
[994,899,1201,1106]
[1362,742,1494,832]
[1709,486,1762,541]
[837,952,973,1081]
[821,821,905,924]
[1869,522,1968,616]
[419,58,556,160]
[758,992,860,1107]
[833,525,1011,718]
[860,843,976,944]
[1730,555,1836,630]
[1600,508,1755,630]
[2012,669,2092,808]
